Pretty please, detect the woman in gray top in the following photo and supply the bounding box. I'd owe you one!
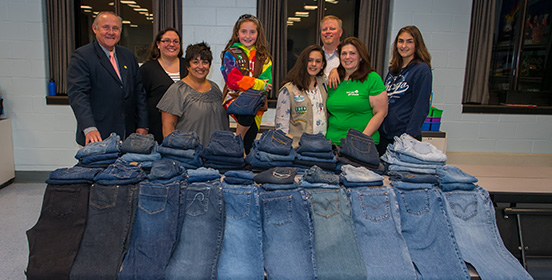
[157,42,229,145]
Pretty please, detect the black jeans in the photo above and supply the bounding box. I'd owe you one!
[26,183,90,280]
[70,183,138,280]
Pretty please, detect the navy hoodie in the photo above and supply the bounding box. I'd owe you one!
[379,61,432,140]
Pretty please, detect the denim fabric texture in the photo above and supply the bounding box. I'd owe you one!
[335,153,385,173]
[120,133,156,154]
[93,159,146,185]
[162,130,200,150]
[187,167,221,183]
[296,132,333,153]
[218,182,264,280]
[226,90,266,116]
[223,170,255,185]
[300,150,335,160]
[119,180,182,279]
[256,129,293,155]
[245,148,293,169]
[381,151,444,169]
[70,183,138,280]
[386,164,437,175]
[292,158,337,171]
[254,167,297,184]
[203,161,245,171]
[338,129,380,166]
[158,145,202,160]
[308,187,367,280]
[339,179,384,187]
[394,151,446,165]
[392,182,470,279]
[120,150,162,163]
[47,166,103,183]
[163,153,203,169]
[203,130,244,157]
[347,187,417,279]
[261,189,317,279]
[340,165,384,183]
[442,187,533,280]
[256,149,297,162]
[260,182,299,190]
[390,133,447,162]
[299,181,340,189]
[296,153,337,163]
[440,182,477,192]
[25,184,90,280]
[148,159,186,181]
[387,171,438,184]
[201,153,246,164]
[302,165,339,184]
[75,132,121,158]
[165,179,225,280]
[436,165,478,184]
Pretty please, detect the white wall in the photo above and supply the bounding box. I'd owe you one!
[389,0,552,153]
[0,0,550,171]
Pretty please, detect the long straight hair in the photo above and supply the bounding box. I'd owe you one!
[282,45,326,90]
[221,14,272,62]
[336,37,374,82]
[389,26,432,74]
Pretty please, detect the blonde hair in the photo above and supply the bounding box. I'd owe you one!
[320,15,342,30]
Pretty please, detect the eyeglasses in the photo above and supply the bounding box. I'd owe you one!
[160,39,180,44]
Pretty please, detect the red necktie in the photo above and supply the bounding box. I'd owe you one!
[109,51,121,80]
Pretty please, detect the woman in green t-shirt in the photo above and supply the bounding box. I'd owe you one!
[326,37,388,145]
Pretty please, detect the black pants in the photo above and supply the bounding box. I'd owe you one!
[235,114,259,155]
[26,183,90,280]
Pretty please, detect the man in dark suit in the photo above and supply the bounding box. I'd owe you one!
[67,11,148,146]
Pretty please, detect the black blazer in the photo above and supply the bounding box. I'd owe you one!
[67,41,148,146]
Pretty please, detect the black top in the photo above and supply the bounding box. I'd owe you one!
[139,58,187,143]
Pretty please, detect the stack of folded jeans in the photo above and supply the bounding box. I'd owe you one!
[256,167,317,279]
[45,166,103,185]
[339,165,384,187]
[166,167,225,280]
[436,165,477,191]
[387,170,439,185]
[218,170,264,280]
[381,133,446,175]
[298,165,339,189]
[120,133,161,169]
[201,130,245,171]
[71,158,144,279]
[75,132,121,168]
[119,159,186,280]
[293,132,337,171]
[245,129,295,170]
[158,130,203,169]
[335,129,384,173]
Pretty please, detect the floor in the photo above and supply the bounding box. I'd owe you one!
[0,153,551,280]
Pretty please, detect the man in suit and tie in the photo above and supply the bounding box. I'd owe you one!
[67,11,148,146]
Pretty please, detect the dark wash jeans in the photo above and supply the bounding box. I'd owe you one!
[26,184,90,280]
[165,179,225,280]
[118,180,183,280]
[70,183,138,280]
[339,128,380,166]
[120,132,156,154]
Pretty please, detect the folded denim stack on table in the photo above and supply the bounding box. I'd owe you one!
[254,167,298,190]
[387,170,439,184]
[75,133,121,168]
[245,129,295,170]
[158,130,203,169]
[339,164,384,187]
[292,132,337,172]
[120,133,161,169]
[381,133,446,175]
[335,129,385,173]
[223,170,255,185]
[46,166,103,185]
[147,159,187,184]
[299,165,339,189]
[93,158,146,185]
[436,165,477,191]
[200,131,245,171]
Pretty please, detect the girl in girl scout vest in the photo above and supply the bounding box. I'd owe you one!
[275,45,328,148]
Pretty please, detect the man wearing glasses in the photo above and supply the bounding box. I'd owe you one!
[67,11,148,146]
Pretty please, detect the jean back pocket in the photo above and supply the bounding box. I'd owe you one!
[224,189,251,220]
[446,192,478,221]
[263,195,293,226]
[90,184,119,210]
[399,189,430,216]
[138,184,168,215]
[359,191,390,222]
[186,187,210,216]
[310,189,341,219]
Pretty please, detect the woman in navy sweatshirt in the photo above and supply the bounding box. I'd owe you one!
[377,26,432,156]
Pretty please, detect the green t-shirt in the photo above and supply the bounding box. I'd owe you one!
[326,71,386,145]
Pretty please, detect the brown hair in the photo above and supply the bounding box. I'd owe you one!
[147,28,184,61]
[184,42,212,67]
[389,26,432,74]
[221,14,272,62]
[336,37,374,82]
[282,45,326,90]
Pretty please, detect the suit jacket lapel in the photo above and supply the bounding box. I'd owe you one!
[94,41,123,85]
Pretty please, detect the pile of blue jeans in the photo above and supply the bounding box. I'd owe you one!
[339,164,384,187]
[246,129,295,170]
[299,165,339,189]
[381,133,446,174]
[437,166,533,279]
[201,130,245,171]
[254,166,298,190]
[335,129,384,173]
[120,133,161,168]
[293,132,337,171]
[218,170,265,280]
[46,166,102,185]
[158,130,203,169]
[75,132,121,168]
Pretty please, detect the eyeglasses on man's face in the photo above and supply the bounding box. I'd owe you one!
[160,39,180,44]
